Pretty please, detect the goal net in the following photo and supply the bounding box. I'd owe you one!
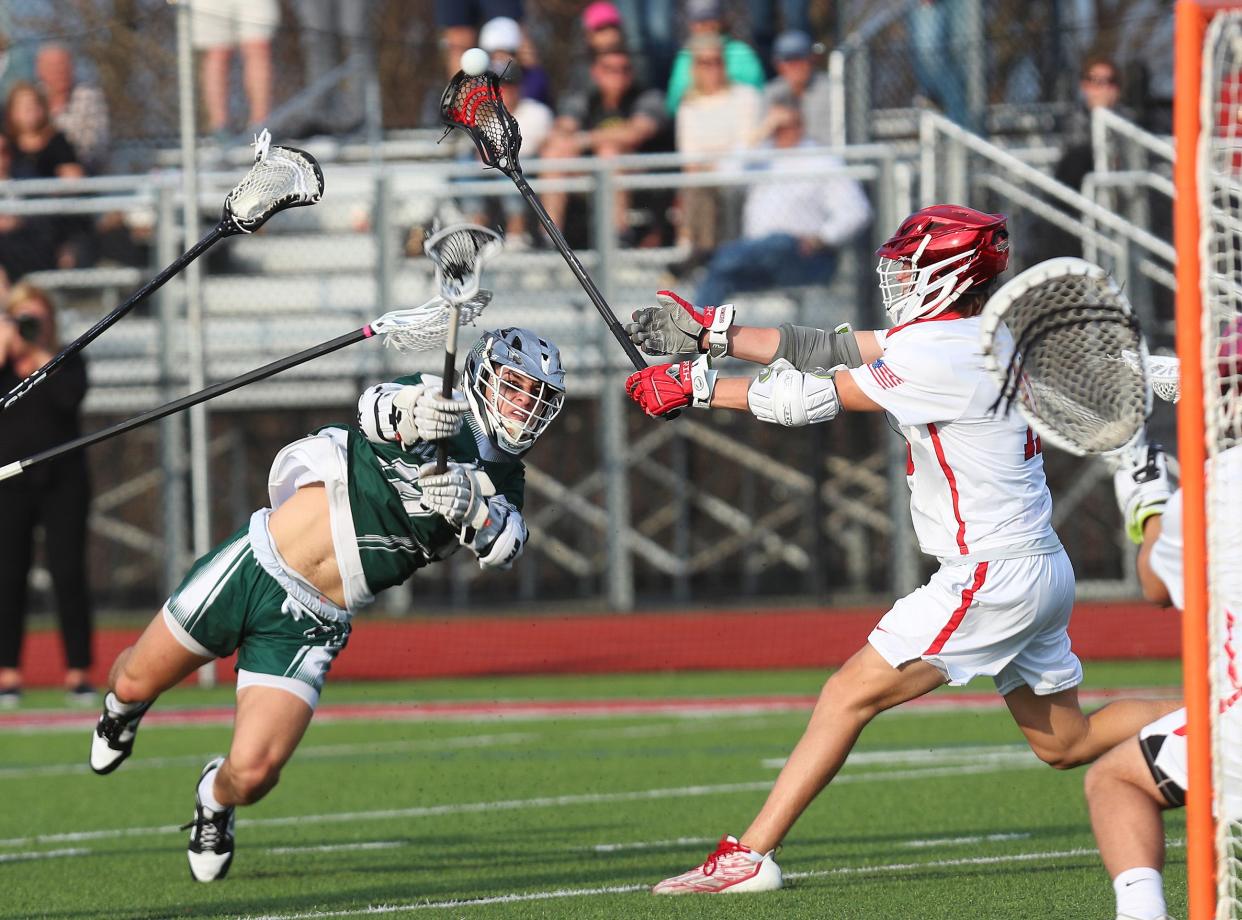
[1183,6,1242,918]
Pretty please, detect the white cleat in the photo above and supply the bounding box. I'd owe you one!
[183,757,235,882]
[652,835,783,894]
[89,693,152,775]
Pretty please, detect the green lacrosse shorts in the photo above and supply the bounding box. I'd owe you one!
[161,523,351,708]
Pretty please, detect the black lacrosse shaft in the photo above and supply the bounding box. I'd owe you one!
[1,221,230,414]
[436,307,459,474]
[6,327,366,479]
[511,173,647,371]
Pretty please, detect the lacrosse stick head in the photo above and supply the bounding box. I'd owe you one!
[221,130,325,234]
[424,222,504,304]
[980,257,1150,457]
[439,70,523,175]
[369,291,493,354]
[463,327,566,455]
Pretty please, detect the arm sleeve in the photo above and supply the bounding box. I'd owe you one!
[774,323,863,371]
[846,336,978,426]
[817,171,872,248]
[666,51,691,115]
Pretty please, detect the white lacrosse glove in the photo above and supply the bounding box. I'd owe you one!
[624,290,735,358]
[393,384,469,445]
[1113,440,1173,544]
[418,462,496,531]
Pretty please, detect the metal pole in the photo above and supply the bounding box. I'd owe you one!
[594,165,634,610]
[963,0,986,134]
[175,0,215,687]
[156,184,188,597]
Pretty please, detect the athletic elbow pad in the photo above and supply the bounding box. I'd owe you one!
[775,322,863,371]
[462,498,527,569]
[357,383,403,445]
[747,358,841,426]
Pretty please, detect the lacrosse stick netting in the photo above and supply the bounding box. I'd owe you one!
[424,223,504,303]
[373,291,492,354]
[439,72,523,174]
[980,257,1150,456]
[224,130,325,232]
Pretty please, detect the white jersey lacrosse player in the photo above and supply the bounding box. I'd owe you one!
[623,204,1181,894]
[1086,327,1242,920]
[87,327,565,883]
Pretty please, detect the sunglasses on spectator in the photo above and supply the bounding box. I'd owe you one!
[1083,72,1118,86]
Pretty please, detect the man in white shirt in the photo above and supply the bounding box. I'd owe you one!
[622,204,1181,893]
[1086,327,1242,920]
[693,102,871,308]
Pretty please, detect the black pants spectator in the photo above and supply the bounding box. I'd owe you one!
[0,461,92,671]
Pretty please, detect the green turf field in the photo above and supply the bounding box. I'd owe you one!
[1,661,1185,919]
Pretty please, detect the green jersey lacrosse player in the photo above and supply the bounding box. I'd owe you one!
[88,327,565,883]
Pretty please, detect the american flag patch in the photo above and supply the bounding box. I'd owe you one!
[868,358,904,389]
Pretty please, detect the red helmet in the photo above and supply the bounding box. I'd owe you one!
[875,204,1009,326]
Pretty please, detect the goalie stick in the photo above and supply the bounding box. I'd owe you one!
[0,130,324,414]
[980,257,1154,456]
[0,293,490,484]
[438,68,649,373]
[423,222,503,472]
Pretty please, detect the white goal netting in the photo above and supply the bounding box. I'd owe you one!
[1201,12,1242,917]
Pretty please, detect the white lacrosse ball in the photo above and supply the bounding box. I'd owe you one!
[461,47,490,77]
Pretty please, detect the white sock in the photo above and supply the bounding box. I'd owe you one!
[1114,867,1166,920]
[104,691,143,715]
[197,765,226,813]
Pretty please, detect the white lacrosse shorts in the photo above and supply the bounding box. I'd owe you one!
[1138,707,1188,806]
[868,548,1082,695]
[190,0,280,49]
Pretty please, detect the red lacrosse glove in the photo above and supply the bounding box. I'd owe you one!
[625,358,715,417]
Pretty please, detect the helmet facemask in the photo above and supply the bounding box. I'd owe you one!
[465,328,566,454]
[877,237,978,327]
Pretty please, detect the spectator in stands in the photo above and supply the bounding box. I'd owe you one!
[459,58,552,249]
[0,283,94,707]
[291,0,372,137]
[36,44,109,175]
[694,102,871,308]
[435,0,523,91]
[0,133,60,285]
[569,2,630,90]
[5,81,83,181]
[665,0,765,117]
[541,47,670,245]
[746,0,812,77]
[763,30,832,145]
[675,34,762,267]
[190,0,279,138]
[479,16,551,107]
[1055,56,1127,193]
[908,0,973,130]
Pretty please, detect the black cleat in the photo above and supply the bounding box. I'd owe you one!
[182,757,235,882]
[89,693,152,775]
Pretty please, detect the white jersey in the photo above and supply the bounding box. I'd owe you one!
[848,313,1061,564]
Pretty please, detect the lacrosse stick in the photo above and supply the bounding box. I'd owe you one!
[0,130,324,414]
[0,293,491,484]
[980,257,1153,456]
[439,69,647,372]
[423,222,503,472]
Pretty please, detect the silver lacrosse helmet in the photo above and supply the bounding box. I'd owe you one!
[464,327,566,454]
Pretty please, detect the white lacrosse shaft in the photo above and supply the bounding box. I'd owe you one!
[0,294,490,484]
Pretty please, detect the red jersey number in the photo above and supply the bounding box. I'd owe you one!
[1023,427,1043,461]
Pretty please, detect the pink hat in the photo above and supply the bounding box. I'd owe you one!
[582,2,623,32]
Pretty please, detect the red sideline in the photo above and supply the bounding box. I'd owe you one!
[19,601,1177,687]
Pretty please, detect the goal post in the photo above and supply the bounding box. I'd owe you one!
[1175,3,1242,918]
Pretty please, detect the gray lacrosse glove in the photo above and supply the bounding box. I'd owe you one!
[1113,440,1172,544]
[624,290,735,358]
[393,384,469,444]
[418,462,496,531]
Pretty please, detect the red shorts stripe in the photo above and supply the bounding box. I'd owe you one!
[924,561,989,656]
[927,422,968,554]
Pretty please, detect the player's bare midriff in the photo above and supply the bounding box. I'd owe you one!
[265,483,346,608]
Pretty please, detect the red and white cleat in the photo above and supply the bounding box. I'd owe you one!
[651,835,783,894]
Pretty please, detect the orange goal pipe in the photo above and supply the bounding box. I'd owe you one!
[1174,3,1215,918]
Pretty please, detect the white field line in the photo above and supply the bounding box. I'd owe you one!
[266,841,406,855]
[0,733,542,781]
[762,743,1038,770]
[224,842,1191,919]
[0,847,89,863]
[0,758,1045,851]
[592,836,714,853]
[903,832,1030,848]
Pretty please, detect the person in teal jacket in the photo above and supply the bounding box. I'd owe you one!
[665,0,764,115]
